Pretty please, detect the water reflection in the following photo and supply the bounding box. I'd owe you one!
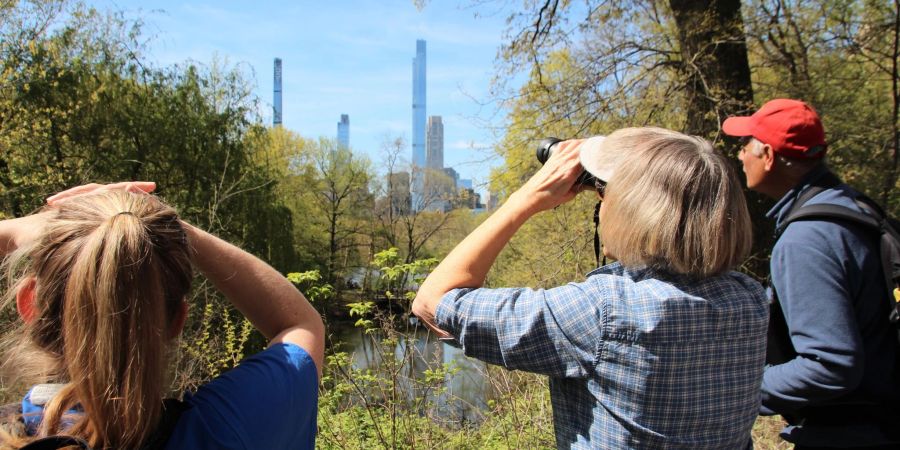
[329,322,490,423]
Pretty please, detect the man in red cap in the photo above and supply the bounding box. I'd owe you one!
[723,99,900,449]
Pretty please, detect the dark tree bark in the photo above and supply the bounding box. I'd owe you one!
[669,0,754,137]
[887,0,900,209]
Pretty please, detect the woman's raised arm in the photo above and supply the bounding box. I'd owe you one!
[182,223,325,377]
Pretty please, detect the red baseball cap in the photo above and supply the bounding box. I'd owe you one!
[722,99,827,159]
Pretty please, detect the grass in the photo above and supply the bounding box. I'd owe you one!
[752,415,793,449]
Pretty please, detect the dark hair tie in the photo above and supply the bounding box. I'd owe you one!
[114,211,136,217]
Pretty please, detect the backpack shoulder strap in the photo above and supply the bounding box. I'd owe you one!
[777,203,882,236]
[138,398,190,450]
[776,170,843,237]
[20,436,91,450]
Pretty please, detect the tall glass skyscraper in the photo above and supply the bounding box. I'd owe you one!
[411,40,426,210]
[273,58,282,126]
[337,114,349,148]
[412,40,427,168]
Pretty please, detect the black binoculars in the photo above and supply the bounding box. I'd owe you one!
[536,137,600,190]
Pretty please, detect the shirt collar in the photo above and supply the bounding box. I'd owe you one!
[765,163,831,227]
[21,384,82,436]
[586,261,698,284]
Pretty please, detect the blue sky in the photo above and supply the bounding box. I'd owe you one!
[88,0,516,194]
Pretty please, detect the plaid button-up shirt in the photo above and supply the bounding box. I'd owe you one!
[436,262,768,449]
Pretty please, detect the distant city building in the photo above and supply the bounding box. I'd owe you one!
[426,116,443,170]
[273,58,283,126]
[458,178,473,191]
[388,171,411,216]
[442,167,459,190]
[411,39,427,210]
[459,188,482,210]
[337,114,349,148]
[484,191,499,211]
[422,167,457,213]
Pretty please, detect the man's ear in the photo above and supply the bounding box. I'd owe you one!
[762,144,777,171]
[16,276,37,324]
[168,301,188,340]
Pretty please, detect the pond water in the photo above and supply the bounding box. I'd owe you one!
[328,320,491,423]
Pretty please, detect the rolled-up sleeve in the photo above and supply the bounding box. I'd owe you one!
[434,283,603,378]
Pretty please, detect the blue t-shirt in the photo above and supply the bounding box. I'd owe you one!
[166,343,318,449]
[21,343,318,449]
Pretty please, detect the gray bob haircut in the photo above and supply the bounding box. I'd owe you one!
[599,127,752,277]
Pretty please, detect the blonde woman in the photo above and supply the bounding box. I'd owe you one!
[413,127,769,449]
[0,182,323,449]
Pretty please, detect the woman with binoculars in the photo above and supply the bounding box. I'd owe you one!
[413,127,768,449]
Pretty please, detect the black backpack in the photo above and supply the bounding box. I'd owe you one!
[766,171,900,364]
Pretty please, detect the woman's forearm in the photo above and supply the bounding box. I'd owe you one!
[411,138,585,333]
[411,195,533,328]
[183,222,324,374]
[0,212,53,256]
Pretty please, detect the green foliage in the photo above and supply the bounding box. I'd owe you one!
[313,249,555,449]
[318,337,555,450]
[372,247,401,267]
[177,298,253,385]
[372,247,435,323]
[288,269,336,304]
[374,247,438,296]
[303,138,374,285]
[347,301,376,330]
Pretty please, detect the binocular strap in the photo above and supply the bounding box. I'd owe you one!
[594,201,606,268]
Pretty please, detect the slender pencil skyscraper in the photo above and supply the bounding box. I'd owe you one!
[412,40,427,167]
[411,39,426,210]
[273,58,283,127]
[337,114,349,148]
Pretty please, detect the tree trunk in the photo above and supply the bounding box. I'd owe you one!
[886,0,900,210]
[669,0,754,137]
[329,209,338,286]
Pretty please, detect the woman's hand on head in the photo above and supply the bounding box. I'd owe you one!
[46,181,156,206]
[0,182,159,254]
[510,139,585,214]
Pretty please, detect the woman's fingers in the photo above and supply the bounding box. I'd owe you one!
[541,140,585,187]
[514,138,590,212]
[46,183,103,204]
[46,181,157,206]
[106,181,157,194]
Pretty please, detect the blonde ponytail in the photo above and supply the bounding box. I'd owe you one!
[2,191,192,449]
